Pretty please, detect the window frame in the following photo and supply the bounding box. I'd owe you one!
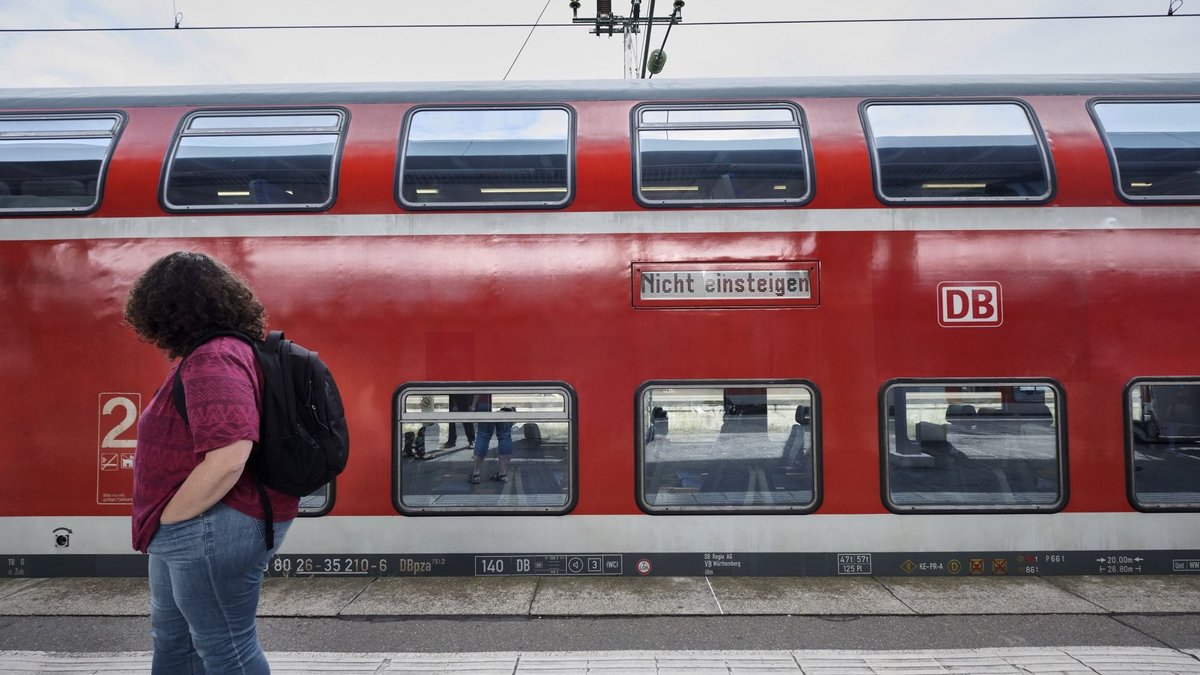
[1089,98,1200,204]
[395,104,576,211]
[860,99,1055,206]
[1124,376,1200,512]
[635,378,823,515]
[631,101,815,208]
[0,111,126,215]
[878,378,1069,514]
[391,381,579,516]
[160,107,348,213]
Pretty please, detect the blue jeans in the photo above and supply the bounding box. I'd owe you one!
[474,421,513,457]
[147,501,291,674]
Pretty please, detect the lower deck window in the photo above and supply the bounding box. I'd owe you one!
[882,381,1065,512]
[395,384,575,514]
[298,484,332,515]
[1128,380,1200,509]
[638,382,819,513]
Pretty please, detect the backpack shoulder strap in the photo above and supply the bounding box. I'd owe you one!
[264,330,284,353]
[170,330,260,426]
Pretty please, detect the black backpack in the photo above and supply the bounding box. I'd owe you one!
[171,330,349,548]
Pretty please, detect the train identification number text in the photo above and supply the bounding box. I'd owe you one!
[475,554,622,576]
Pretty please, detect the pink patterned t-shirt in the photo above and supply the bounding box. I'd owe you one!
[131,336,300,553]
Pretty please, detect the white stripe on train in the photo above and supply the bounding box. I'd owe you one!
[1,206,1198,242]
[4,512,1198,556]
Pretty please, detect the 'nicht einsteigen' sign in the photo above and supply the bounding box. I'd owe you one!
[632,262,820,309]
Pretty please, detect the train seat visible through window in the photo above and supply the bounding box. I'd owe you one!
[16,179,91,207]
[781,405,808,470]
[22,179,85,196]
[519,422,542,456]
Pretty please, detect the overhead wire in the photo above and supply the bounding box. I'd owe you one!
[2,11,1198,33]
[503,0,553,80]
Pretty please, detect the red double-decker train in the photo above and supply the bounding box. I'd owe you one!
[2,75,1198,578]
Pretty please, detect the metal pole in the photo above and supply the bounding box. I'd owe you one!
[623,21,638,78]
[639,0,657,79]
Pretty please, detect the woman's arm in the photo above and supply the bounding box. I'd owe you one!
[159,439,253,524]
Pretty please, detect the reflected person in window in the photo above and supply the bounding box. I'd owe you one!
[468,393,513,484]
[442,393,475,450]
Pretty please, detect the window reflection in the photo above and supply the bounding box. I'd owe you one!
[298,483,331,515]
[0,118,117,134]
[868,104,1038,137]
[641,108,796,125]
[864,102,1051,202]
[188,114,341,131]
[883,382,1064,510]
[0,115,121,212]
[164,110,345,210]
[1094,102,1200,200]
[396,386,574,513]
[399,108,571,208]
[639,383,818,512]
[634,104,811,205]
[1128,381,1200,508]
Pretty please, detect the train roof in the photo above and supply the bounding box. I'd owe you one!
[1,74,1199,108]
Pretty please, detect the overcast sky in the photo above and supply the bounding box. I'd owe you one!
[2,0,1197,88]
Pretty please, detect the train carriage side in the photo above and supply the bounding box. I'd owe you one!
[0,78,1198,578]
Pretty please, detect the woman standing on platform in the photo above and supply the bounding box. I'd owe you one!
[124,251,298,674]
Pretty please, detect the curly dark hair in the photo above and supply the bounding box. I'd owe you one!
[124,251,266,359]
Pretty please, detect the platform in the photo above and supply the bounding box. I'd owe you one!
[4,647,1200,674]
[2,575,1200,673]
[5,574,1200,617]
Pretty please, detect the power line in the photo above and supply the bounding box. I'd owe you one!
[2,12,1198,33]
[504,0,553,80]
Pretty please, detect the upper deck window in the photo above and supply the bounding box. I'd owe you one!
[398,107,573,209]
[163,110,345,211]
[1092,101,1200,201]
[0,114,123,213]
[633,104,811,206]
[882,380,1066,513]
[863,102,1052,203]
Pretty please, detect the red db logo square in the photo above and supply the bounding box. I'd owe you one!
[938,282,1003,327]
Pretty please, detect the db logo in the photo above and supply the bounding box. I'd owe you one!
[938,282,1003,327]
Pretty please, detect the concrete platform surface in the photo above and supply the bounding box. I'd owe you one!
[4,575,1200,618]
[3,574,1200,673]
[1047,574,1200,613]
[3,647,1200,674]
